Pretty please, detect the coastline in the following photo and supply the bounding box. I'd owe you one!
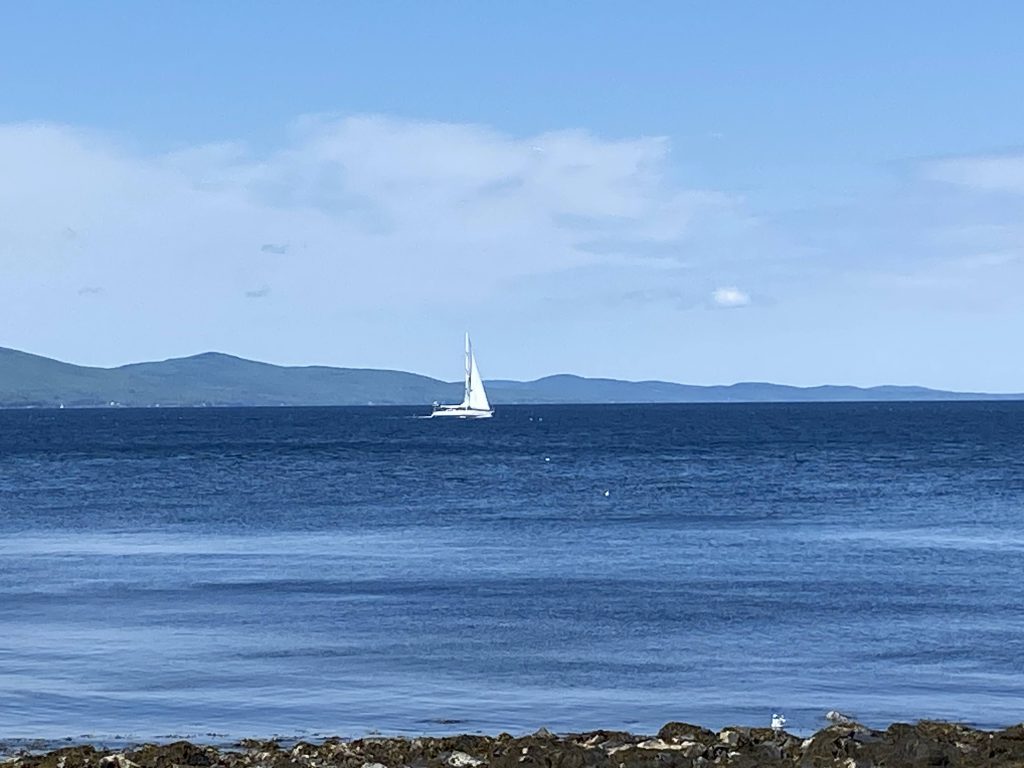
[5,720,1024,768]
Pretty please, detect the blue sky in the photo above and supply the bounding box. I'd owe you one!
[2,2,1023,390]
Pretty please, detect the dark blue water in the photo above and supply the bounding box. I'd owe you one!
[1,403,1022,741]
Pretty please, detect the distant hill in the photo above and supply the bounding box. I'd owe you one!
[0,346,1019,408]
[486,375,1018,403]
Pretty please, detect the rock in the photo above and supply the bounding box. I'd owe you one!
[98,757,137,768]
[755,742,782,762]
[656,724,715,746]
[798,724,878,767]
[126,742,217,768]
[238,741,281,752]
[867,722,960,767]
[571,732,635,750]
[447,752,484,768]
[677,742,705,760]
[15,747,100,768]
[988,725,1024,766]
[490,736,595,768]
[716,730,740,748]
[10,720,1024,768]
[824,711,857,727]
[634,740,681,751]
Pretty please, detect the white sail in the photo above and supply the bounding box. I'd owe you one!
[430,332,493,418]
[466,348,491,411]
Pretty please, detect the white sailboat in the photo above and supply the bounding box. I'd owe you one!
[430,333,494,419]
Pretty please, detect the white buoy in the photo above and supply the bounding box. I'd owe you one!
[603,490,610,497]
[544,457,550,462]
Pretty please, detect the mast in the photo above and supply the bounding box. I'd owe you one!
[463,332,472,405]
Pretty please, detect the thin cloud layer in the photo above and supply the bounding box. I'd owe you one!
[0,115,740,365]
[923,153,1024,193]
[712,286,751,308]
[0,118,732,296]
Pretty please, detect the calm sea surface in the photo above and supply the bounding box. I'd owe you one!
[1,403,1022,742]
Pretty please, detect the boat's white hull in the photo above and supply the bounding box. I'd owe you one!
[429,407,494,419]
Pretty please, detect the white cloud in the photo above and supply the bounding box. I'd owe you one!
[711,286,750,308]
[2,115,1023,388]
[923,154,1024,192]
[0,115,741,366]
[954,251,1020,270]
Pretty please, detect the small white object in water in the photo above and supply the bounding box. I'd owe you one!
[545,457,550,462]
[771,713,787,732]
[603,489,610,497]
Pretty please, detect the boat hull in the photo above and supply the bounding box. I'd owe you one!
[429,407,494,419]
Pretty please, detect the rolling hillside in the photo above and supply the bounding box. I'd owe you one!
[0,347,1018,407]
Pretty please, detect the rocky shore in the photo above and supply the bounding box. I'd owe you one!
[5,720,1024,768]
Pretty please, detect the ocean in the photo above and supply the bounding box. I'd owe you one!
[1,403,1022,743]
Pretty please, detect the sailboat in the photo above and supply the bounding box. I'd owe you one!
[430,333,494,419]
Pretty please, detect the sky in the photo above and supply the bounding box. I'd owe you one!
[1,2,1023,391]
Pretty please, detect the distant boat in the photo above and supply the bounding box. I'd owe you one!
[430,333,494,419]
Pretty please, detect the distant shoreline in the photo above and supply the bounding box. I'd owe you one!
[1,399,1023,411]
[4,720,1024,767]
[2,346,1021,408]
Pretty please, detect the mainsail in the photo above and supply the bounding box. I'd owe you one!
[466,341,491,412]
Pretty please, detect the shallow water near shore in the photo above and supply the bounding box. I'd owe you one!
[1,403,1023,741]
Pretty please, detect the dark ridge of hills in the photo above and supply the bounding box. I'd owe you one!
[0,346,1019,408]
